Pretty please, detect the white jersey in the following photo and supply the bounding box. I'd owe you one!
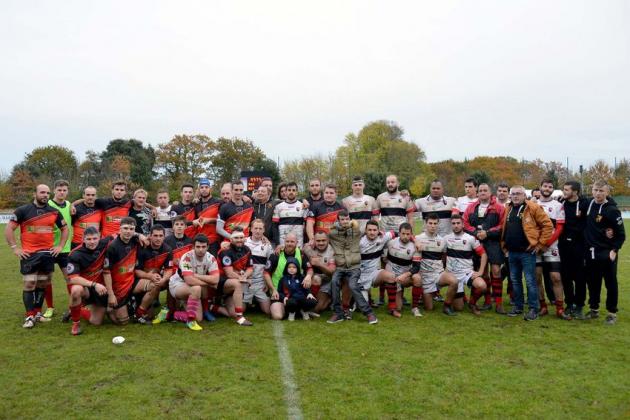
[154,205,177,236]
[342,194,378,233]
[245,237,273,286]
[456,196,477,213]
[169,250,219,288]
[415,232,446,275]
[414,195,458,237]
[375,192,414,233]
[272,200,307,246]
[537,197,565,246]
[360,231,395,276]
[385,237,418,276]
[444,232,483,274]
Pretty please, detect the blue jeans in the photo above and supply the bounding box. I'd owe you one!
[331,268,373,317]
[508,251,539,312]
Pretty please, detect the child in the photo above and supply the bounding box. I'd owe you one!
[278,258,317,321]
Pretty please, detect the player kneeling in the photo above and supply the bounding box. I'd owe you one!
[66,227,111,335]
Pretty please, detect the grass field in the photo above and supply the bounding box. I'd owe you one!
[1,225,629,419]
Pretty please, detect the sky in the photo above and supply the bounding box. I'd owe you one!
[1,0,628,174]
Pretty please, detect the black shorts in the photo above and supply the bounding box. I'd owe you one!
[537,261,562,273]
[84,286,109,307]
[209,242,220,257]
[114,278,140,309]
[217,276,232,296]
[483,241,504,265]
[54,252,69,269]
[20,251,55,275]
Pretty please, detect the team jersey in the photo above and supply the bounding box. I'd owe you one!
[103,235,140,299]
[415,232,446,275]
[302,244,336,276]
[360,231,396,276]
[385,237,418,276]
[10,203,66,253]
[273,200,307,246]
[95,197,132,237]
[245,237,273,285]
[128,206,152,235]
[172,201,198,238]
[170,250,220,289]
[67,237,112,285]
[444,232,485,274]
[538,197,565,245]
[72,203,102,245]
[342,194,379,233]
[195,197,223,243]
[154,205,177,236]
[164,234,193,268]
[136,243,173,274]
[48,199,73,253]
[218,245,253,277]
[307,201,344,234]
[456,196,477,213]
[219,200,254,237]
[414,195,459,236]
[375,192,414,233]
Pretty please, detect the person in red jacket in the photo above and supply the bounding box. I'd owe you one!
[463,183,506,314]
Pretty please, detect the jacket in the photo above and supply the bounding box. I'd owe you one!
[328,220,361,269]
[501,200,553,251]
[463,196,505,241]
[277,257,310,301]
[584,197,625,257]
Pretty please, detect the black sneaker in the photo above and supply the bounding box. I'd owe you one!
[136,316,151,325]
[507,308,523,317]
[442,306,457,316]
[586,309,600,319]
[524,309,538,321]
[61,310,71,323]
[343,310,353,320]
[573,306,587,320]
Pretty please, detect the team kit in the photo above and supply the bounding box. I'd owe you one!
[5,174,625,335]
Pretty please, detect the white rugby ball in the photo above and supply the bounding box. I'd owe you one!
[112,336,125,344]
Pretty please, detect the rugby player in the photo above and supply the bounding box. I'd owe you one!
[220,182,232,203]
[217,182,254,239]
[273,181,307,246]
[305,178,323,207]
[171,183,197,238]
[456,177,478,213]
[414,180,459,237]
[375,174,415,234]
[302,231,336,315]
[193,178,223,255]
[153,189,176,237]
[93,181,132,237]
[444,214,488,315]
[66,227,111,335]
[413,214,459,315]
[6,184,69,328]
[306,183,344,242]
[342,176,378,233]
[71,186,102,249]
[128,189,153,235]
[253,180,278,243]
[244,219,275,315]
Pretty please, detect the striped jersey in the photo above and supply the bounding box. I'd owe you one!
[415,232,446,274]
[444,232,484,274]
[375,192,414,233]
[360,231,395,276]
[385,237,418,276]
[272,200,307,246]
[414,195,458,236]
[342,194,378,233]
[245,237,273,286]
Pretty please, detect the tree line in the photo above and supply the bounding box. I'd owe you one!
[1,120,628,208]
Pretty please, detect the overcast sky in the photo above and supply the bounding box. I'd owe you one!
[1,0,628,174]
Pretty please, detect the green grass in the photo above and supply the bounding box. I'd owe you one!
[1,225,629,419]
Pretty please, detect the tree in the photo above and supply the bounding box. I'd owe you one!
[611,158,630,195]
[7,168,36,206]
[282,155,331,193]
[207,137,268,185]
[155,135,213,185]
[22,145,79,184]
[586,160,613,185]
[101,139,156,187]
[78,150,104,189]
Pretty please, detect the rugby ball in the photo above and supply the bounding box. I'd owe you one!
[112,336,125,344]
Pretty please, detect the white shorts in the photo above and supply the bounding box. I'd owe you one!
[358,269,384,291]
[243,281,269,304]
[421,270,444,294]
[536,242,561,263]
[451,271,474,294]
[168,276,187,297]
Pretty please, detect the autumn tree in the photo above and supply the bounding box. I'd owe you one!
[21,145,79,185]
[155,135,213,185]
[207,137,277,185]
[101,139,155,187]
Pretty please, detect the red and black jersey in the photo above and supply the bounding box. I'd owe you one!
[137,243,173,274]
[9,203,66,253]
[218,245,253,276]
[172,202,197,238]
[72,203,102,245]
[307,201,343,234]
[164,234,193,268]
[95,197,131,237]
[219,200,254,237]
[103,235,139,300]
[195,197,223,242]
[67,237,112,285]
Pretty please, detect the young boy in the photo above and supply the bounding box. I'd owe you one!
[278,258,317,321]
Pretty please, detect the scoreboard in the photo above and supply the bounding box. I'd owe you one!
[240,171,270,192]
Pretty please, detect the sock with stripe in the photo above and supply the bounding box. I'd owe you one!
[385,283,397,310]
[470,286,483,306]
[412,286,423,309]
[186,296,199,321]
[491,276,503,304]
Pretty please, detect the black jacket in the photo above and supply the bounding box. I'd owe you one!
[584,197,625,258]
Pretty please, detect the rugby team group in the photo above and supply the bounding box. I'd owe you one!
[5,174,625,335]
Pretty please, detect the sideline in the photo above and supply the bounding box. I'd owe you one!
[272,321,303,420]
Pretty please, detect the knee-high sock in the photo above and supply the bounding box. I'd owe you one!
[491,276,503,305]
[412,286,423,308]
[483,275,492,305]
[311,284,321,297]
[45,283,54,308]
[70,304,82,323]
[34,287,46,313]
[555,299,565,314]
[186,296,199,321]
[379,285,385,300]
[23,290,36,317]
[384,283,397,310]
[470,286,483,306]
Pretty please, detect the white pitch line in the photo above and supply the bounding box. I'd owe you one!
[272,321,303,420]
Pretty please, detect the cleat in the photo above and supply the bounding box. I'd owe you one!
[152,308,169,324]
[203,311,216,322]
[22,316,35,329]
[442,306,457,316]
[43,307,55,318]
[605,313,617,325]
[35,312,51,323]
[433,294,445,302]
[61,310,71,323]
[586,309,599,319]
[538,307,549,317]
[507,308,523,317]
[300,310,310,321]
[71,321,82,336]
[557,310,572,321]
[411,307,423,318]
[524,309,538,321]
[288,312,296,322]
[343,310,352,320]
[573,307,587,320]
[367,314,378,324]
[327,314,345,324]
[307,311,320,318]
[388,309,402,318]
[480,303,493,311]
[468,303,481,316]
[495,304,507,315]
[136,316,151,325]
[186,320,203,331]
[236,316,253,326]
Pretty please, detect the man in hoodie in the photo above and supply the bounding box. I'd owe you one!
[584,180,625,325]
